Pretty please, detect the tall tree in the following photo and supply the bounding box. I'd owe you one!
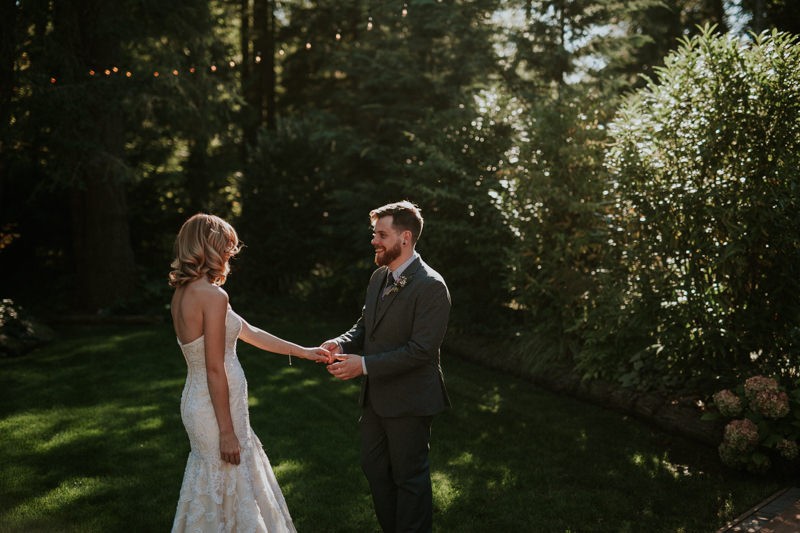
[4,0,236,312]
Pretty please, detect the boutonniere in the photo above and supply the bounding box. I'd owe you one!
[388,275,411,295]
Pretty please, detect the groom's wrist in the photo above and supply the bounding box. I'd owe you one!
[361,356,367,375]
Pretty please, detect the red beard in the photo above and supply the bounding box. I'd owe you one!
[374,240,402,267]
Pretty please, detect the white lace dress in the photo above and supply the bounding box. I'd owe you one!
[172,308,295,533]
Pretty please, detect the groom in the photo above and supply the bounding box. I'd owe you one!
[325,201,451,533]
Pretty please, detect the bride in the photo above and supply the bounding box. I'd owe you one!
[168,213,331,532]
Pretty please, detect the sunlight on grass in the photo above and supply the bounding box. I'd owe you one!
[0,324,788,531]
[8,476,108,518]
[448,451,475,467]
[432,471,459,512]
[630,451,704,480]
[478,385,503,413]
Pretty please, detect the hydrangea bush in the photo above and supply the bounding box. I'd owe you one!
[707,376,800,473]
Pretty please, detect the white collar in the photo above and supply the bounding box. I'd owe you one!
[388,251,419,281]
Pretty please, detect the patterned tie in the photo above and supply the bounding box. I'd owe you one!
[382,273,395,299]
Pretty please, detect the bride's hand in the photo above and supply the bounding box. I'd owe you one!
[300,346,333,364]
[219,430,241,465]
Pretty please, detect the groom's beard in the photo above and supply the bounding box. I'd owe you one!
[374,241,402,267]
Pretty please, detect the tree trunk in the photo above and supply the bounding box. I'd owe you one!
[70,168,137,312]
[56,0,137,311]
[0,0,17,212]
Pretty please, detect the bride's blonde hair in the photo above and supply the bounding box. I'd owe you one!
[168,214,242,288]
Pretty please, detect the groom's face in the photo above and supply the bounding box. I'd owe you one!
[372,216,402,267]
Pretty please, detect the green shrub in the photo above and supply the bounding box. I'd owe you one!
[582,27,800,391]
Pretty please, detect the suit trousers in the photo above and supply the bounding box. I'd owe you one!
[360,401,434,533]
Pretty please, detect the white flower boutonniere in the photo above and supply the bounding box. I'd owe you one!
[388,275,410,295]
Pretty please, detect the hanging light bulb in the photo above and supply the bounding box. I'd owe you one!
[112,66,119,73]
[211,65,217,72]
[367,16,373,31]
[89,70,96,76]
[402,3,408,17]
[335,29,342,41]
[126,71,132,78]
[50,77,56,84]
[255,52,262,64]
[189,67,196,74]
[305,42,312,50]
[229,60,236,68]
[104,69,111,76]
[153,71,160,77]
[172,69,179,76]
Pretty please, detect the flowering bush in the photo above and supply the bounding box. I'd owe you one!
[712,389,742,418]
[744,376,780,402]
[707,375,800,473]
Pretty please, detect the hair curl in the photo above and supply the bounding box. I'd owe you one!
[168,214,241,288]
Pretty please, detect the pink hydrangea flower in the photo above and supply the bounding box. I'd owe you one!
[752,389,790,419]
[722,419,759,454]
[777,440,799,461]
[744,375,779,402]
[712,389,743,417]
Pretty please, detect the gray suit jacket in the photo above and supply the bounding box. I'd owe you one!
[335,256,452,417]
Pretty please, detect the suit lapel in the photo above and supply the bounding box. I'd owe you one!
[372,258,423,331]
[368,266,389,333]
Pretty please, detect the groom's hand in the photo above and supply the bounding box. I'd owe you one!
[327,354,363,381]
[321,340,341,359]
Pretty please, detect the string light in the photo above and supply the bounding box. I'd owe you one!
[47,3,420,85]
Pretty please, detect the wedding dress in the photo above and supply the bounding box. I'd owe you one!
[172,308,296,533]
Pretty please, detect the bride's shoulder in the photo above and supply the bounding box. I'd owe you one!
[183,279,229,305]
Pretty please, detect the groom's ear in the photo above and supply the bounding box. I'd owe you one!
[402,229,413,245]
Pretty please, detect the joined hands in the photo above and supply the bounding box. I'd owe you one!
[321,340,364,380]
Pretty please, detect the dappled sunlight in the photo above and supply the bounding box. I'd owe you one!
[447,450,475,467]
[629,451,705,480]
[432,471,459,512]
[6,476,108,521]
[477,385,503,414]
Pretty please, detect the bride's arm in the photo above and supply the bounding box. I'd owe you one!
[238,318,332,363]
[203,290,240,465]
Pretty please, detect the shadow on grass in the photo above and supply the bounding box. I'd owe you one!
[0,323,787,532]
[432,356,785,532]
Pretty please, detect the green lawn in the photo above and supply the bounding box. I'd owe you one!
[0,318,786,532]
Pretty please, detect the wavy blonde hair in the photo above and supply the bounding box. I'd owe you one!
[168,214,242,288]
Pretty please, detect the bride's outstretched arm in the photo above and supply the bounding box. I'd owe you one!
[239,318,332,363]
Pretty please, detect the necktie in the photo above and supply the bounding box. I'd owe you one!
[382,273,395,299]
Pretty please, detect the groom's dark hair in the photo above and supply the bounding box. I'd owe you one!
[370,201,424,244]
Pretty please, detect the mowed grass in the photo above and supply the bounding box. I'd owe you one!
[0,317,786,532]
